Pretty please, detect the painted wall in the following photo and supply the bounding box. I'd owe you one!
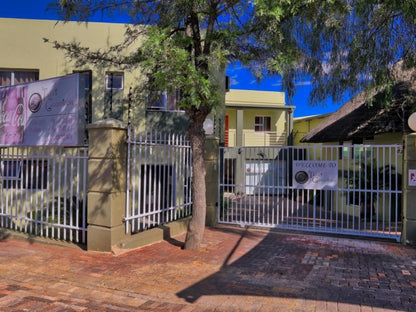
[373,132,404,145]
[293,113,331,146]
[226,89,285,107]
[225,89,292,147]
[0,18,225,135]
[0,18,140,123]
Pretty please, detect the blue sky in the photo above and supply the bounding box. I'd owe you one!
[1,0,343,118]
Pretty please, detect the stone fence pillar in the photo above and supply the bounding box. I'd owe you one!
[87,119,129,252]
[205,136,219,226]
[86,121,218,251]
[403,133,416,245]
[402,133,416,244]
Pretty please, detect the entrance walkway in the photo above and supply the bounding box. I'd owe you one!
[0,226,415,311]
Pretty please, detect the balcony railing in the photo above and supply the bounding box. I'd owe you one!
[225,130,287,146]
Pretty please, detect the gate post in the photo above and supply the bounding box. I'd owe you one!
[205,136,219,226]
[87,119,129,251]
[403,133,416,245]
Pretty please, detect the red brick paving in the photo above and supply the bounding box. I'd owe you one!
[0,225,416,311]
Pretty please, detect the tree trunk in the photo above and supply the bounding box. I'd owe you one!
[184,112,207,250]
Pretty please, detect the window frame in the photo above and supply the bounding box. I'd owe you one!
[147,89,184,112]
[1,160,22,180]
[105,72,124,90]
[74,70,93,124]
[254,116,271,132]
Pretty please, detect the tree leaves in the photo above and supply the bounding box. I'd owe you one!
[48,0,416,111]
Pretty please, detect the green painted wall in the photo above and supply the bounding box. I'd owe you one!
[0,18,225,135]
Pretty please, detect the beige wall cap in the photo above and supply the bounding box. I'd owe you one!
[226,89,285,107]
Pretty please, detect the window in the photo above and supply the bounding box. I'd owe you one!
[0,69,39,87]
[105,72,124,90]
[74,70,92,124]
[104,72,124,119]
[147,89,182,111]
[1,159,48,189]
[1,160,22,180]
[254,116,271,132]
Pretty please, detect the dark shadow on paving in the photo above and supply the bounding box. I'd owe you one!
[0,228,87,250]
[176,227,416,310]
[160,225,185,248]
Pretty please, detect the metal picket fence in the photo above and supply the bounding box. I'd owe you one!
[0,146,88,243]
[125,128,192,233]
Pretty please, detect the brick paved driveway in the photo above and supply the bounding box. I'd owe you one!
[0,226,415,311]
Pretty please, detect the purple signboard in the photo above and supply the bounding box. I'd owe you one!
[0,73,86,146]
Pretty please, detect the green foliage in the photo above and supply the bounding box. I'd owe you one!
[46,0,416,249]
[48,1,416,108]
[46,1,321,110]
[285,0,416,105]
[139,26,223,111]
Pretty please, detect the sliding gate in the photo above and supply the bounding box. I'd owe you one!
[218,144,402,241]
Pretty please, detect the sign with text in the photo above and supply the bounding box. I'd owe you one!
[0,74,86,146]
[293,161,338,190]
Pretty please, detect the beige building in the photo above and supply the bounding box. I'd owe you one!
[0,18,134,123]
[0,18,225,135]
[223,89,295,195]
[225,89,295,147]
[293,113,331,146]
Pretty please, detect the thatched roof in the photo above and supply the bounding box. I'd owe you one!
[301,66,416,143]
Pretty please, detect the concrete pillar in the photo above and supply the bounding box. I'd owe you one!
[87,119,129,251]
[236,109,244,147]
[234,109,245,195]
[205,136,219,226]
[286,109,294,146]
[402,133,416,245]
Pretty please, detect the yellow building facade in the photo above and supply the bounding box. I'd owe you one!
[293,113,331,146]
[0,18,141,123]
[225,89,294,147]
[0,18,227,135]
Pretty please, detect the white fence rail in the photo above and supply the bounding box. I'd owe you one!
[125,129,192,233]
[219,144,402,241]
[0,146,88,243]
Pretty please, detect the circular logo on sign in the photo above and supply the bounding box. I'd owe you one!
[28,93,42,113]
[295,171,309,184]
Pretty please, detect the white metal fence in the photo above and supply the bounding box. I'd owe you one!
[125,128,192,233]
[0,146,88,243]
[219,144,402,241]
